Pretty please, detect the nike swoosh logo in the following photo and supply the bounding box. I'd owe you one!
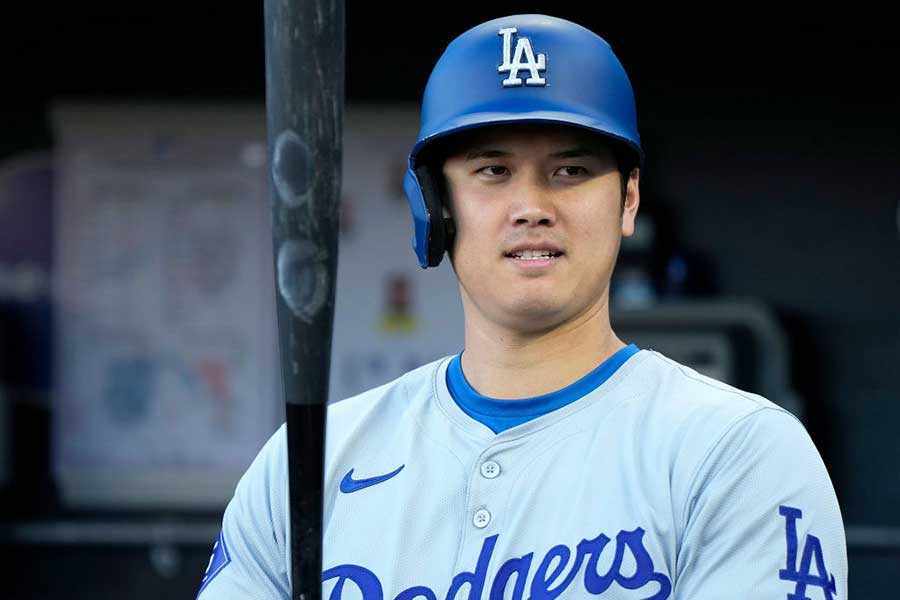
[340,465,405,493]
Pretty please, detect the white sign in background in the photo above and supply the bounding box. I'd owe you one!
[52,104,279,507]
[51,103,465,508]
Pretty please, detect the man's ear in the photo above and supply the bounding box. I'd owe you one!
[621,168,640,237]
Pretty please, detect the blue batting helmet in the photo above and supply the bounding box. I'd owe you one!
[403,14,643,268]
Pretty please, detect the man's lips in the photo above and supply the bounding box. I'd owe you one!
[503,243,565,259]
[503,247,565,270]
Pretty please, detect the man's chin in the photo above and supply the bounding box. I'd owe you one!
[499,301,569,334]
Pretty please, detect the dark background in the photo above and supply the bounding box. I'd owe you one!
[2,2,899,597]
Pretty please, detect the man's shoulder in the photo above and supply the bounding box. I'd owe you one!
[628,349,807,460]
[631,351,830,527]
[327,355,453,423]
[635,348,788,418]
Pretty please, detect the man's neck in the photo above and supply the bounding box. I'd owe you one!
[459,303,626,400]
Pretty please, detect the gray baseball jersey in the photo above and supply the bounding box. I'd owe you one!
[196,348,847,599]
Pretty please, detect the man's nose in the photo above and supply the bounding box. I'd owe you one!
[509,182,556,227]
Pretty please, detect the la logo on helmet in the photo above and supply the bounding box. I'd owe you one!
[498,27,546,87]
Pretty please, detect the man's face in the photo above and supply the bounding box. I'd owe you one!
[442,124,640,335]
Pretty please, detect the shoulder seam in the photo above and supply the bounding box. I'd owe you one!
[647,350,770,407]
[329,356,454,417]
[679,404,798,528]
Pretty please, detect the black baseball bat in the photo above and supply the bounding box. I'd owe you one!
[263,1,344,599]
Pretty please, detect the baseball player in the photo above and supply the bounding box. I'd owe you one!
[197,14,847,599]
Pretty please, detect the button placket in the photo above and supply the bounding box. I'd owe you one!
[466,450,509,533]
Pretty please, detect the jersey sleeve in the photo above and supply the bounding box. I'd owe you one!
[196,423,292,600]
[674,407,847,599]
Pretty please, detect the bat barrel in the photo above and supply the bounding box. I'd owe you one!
[263,1,344,599]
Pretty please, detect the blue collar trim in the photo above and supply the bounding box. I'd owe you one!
[446,344,639,427]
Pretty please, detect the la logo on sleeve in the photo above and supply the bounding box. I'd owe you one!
[197,530,232,596]
[779,505,837,600]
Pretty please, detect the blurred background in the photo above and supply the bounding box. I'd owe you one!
[1,3,898,597]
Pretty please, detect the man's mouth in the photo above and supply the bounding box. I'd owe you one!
[507,249,564,260]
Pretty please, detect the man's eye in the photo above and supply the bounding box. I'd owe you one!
[557,166,588,177]
[478,165,509,176]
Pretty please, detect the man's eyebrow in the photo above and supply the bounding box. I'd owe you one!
[462,145,606,160]
[549,146,605,159]
[464,149,512,161]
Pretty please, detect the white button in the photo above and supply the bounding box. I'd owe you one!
[480,460,501,479]
[473,508,491,528]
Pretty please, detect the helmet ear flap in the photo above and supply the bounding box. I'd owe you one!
[414,164,455,267]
